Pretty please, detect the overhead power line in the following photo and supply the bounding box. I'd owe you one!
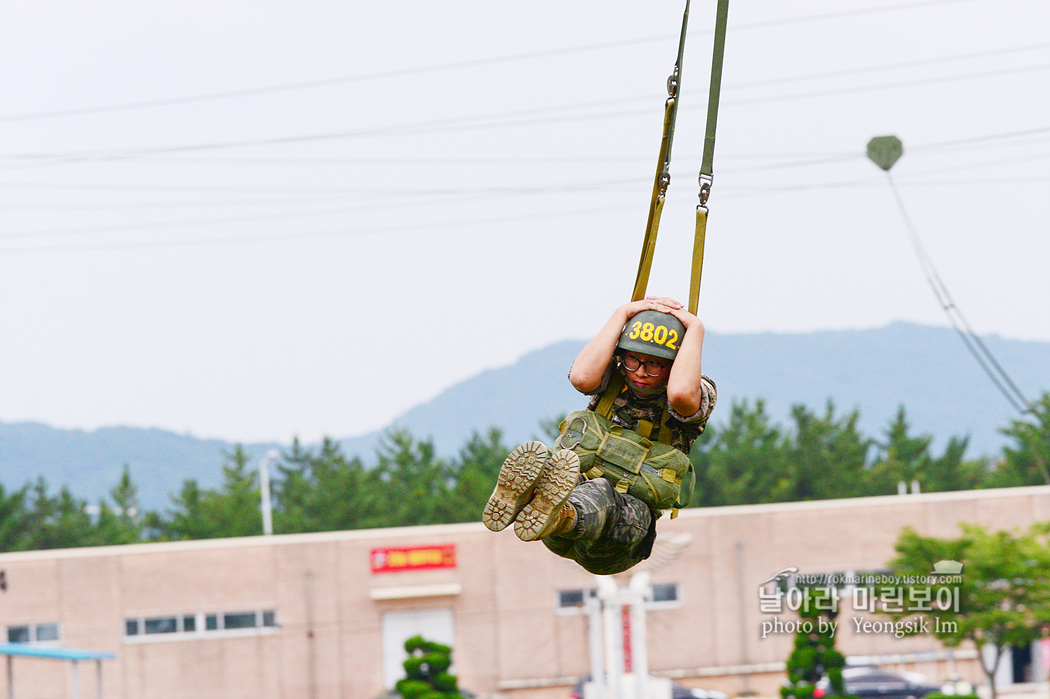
[0,201,643,256]
[4,146,1047,237]
[730,41,1050,90]
[2,167,1045,255]
[0,0,967,123]
[728,62,1050,106]
[5,63,1048,172]
[0,177,639,241]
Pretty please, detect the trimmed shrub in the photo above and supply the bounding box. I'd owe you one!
[394,635,463,699]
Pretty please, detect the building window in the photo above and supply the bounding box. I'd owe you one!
[144,617,178,635]
[649,582,681,608]
[6,623,61,645]
[6,626,30,644]
[124,609,278,642]
[557,589,593,610]
[223,612,257,630]
[556,584,682,614]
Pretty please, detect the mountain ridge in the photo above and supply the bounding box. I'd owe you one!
[2,322,1047,510]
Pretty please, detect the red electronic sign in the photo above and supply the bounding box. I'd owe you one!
[370,544,456,573]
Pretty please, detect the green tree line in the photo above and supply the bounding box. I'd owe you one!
[2,393,1048,552]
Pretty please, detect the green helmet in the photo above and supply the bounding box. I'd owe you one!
[616,310,685,361]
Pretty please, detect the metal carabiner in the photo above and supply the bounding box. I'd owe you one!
[698,174,713,207]
[658,170,671,195]
[559,416,588,450]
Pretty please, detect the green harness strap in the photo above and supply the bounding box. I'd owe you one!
[689,0,730,315]
[594,372,674,447]
[631,0,690,304]
[589,0,729,516]
[580,372,687,516]
[632,0,731,317]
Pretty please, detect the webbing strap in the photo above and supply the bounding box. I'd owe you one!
[595,373,625,419]
[700,0,730,180]
[631,0,729,311]
[630,119,670,303]
[637,419,654,440]
[657,410,673,446]
[688,206,708,315]
[631,0,690,303]
[689,0,728,315]
[594,371,674,447]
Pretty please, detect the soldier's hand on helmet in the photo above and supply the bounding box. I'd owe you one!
[644,295,684,311]
[666,305,701,331]
[639,296,702,331]
[623,296,683,319]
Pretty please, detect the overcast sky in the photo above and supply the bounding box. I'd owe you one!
[1,0,1047,445]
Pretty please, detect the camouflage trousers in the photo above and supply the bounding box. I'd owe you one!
[543,477,657,576]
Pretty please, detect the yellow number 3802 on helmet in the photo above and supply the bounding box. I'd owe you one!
[616,310,685,361]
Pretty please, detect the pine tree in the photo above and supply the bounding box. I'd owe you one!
[781,588,850,699]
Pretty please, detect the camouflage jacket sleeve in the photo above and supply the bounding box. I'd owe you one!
[668,374,718,424]
[567,359,616,397]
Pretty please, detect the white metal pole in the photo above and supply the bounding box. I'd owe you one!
[737,541,753,696]
[260,449,278,536]
[71,661,79,699]
[605,600,623,699]
[629,571,651,698]
[96,660,103,699]
[306,570,318,699]
[588,592,606,699]
[598,577,623,699]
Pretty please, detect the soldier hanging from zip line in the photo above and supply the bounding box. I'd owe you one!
[482,296,717,575]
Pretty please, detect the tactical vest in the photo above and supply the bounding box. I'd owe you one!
[554,373,694,516]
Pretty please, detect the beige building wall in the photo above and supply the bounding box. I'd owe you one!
[1,485,1049,699]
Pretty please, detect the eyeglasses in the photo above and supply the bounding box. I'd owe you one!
[621,354,669,377]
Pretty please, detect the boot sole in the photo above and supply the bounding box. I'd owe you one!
[514,449,580,542]
[482,441,548,532]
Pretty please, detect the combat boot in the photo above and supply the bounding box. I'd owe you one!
[482,441,548,532]
[514,448,580,541]
[537,502,578,539]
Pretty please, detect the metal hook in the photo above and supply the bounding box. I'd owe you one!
[559,417,588,450]
[698,175,713,207]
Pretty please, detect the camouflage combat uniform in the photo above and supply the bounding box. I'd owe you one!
[543,361,717,575]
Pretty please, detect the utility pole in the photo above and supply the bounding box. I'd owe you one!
[259,449,279,536]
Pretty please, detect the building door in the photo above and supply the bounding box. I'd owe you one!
[1012,643,1033,683]
[381,608,455,688]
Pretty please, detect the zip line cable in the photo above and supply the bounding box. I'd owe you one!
[878,165,1032,415]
